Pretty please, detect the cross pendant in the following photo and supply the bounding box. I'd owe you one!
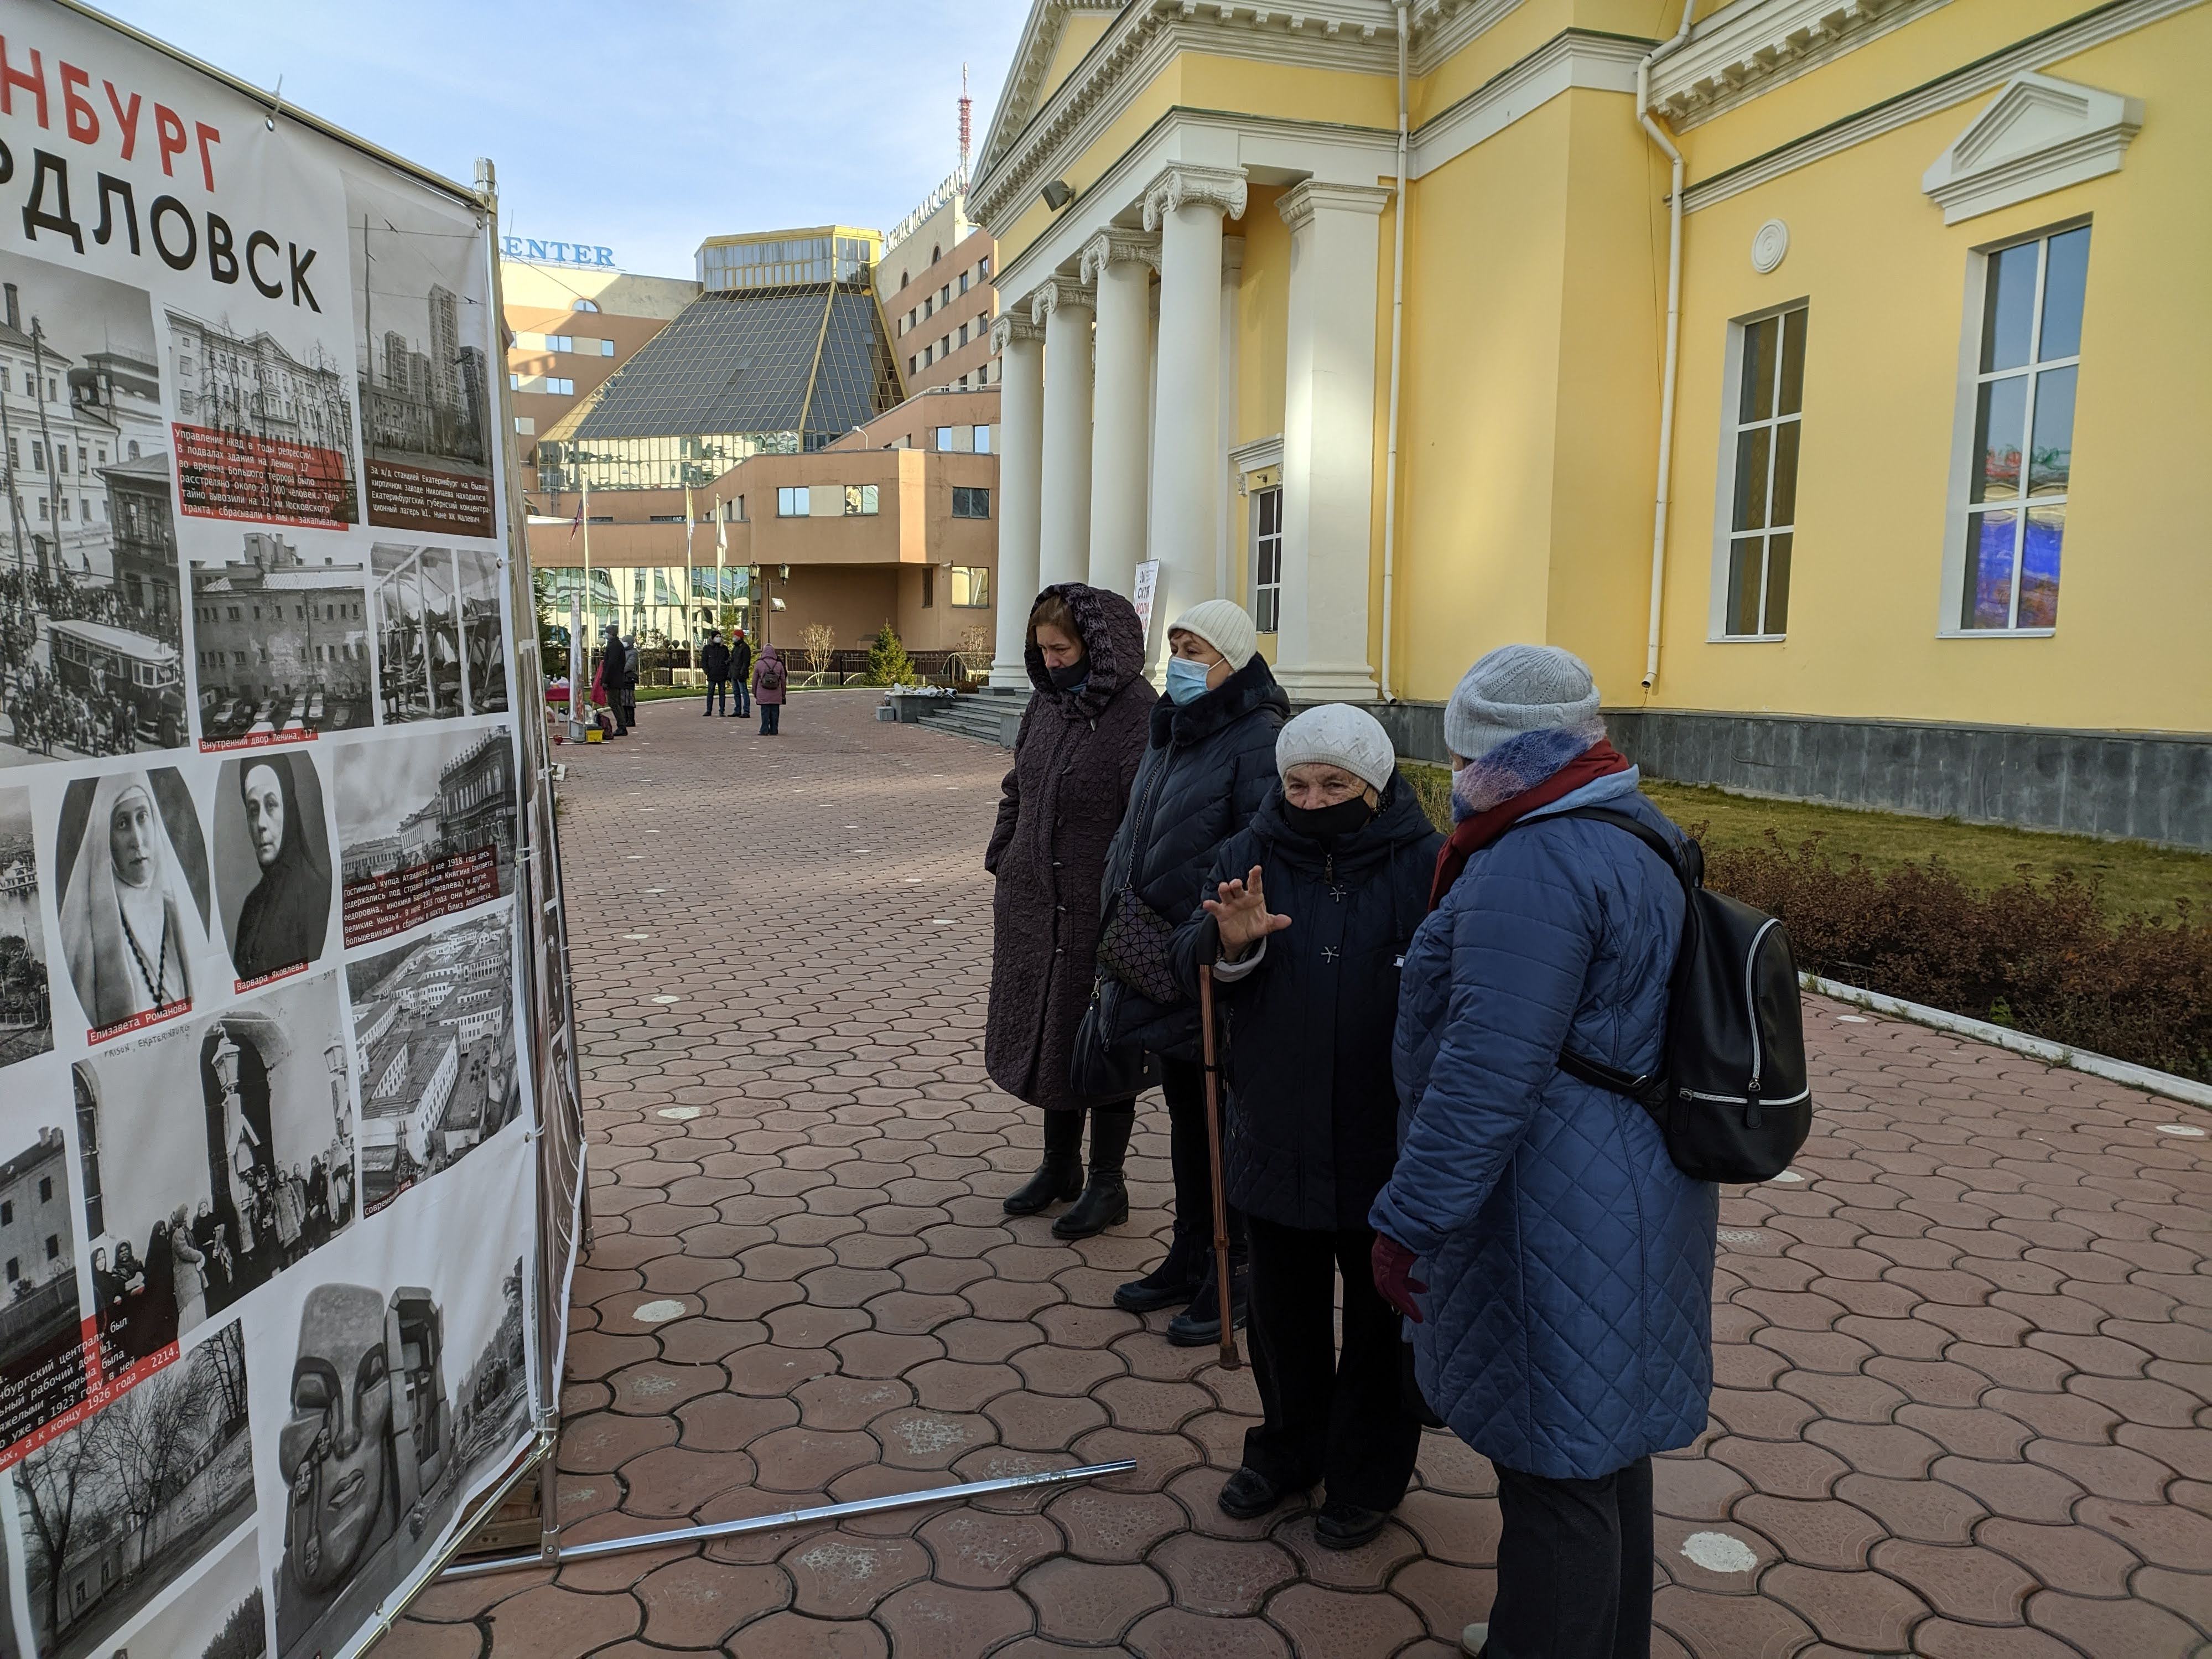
[1321,946,1339,964]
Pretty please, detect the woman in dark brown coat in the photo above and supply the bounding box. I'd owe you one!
[985,583,1156,1238]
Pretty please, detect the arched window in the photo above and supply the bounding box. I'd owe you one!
[931,245,941,265]
[127,440,140,460]
[572,298,599,313]
[900,270,908,291]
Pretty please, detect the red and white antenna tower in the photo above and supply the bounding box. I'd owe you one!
[958,64,973,184]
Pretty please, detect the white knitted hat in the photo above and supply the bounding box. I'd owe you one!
[1276,704,1395,794]
[1166,599,1257,670]
[1443,644,1601,760]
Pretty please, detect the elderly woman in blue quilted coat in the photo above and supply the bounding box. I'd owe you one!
[1368,645,1717,1659]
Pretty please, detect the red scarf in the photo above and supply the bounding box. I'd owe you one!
[1427,740,1632,910]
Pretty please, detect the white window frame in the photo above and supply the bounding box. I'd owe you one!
[1936,217,2088,639]
[1249,483,1284,634]
[776,486,805,517]
[1706,298,1808,643]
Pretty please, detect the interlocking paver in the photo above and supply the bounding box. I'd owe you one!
[377,692,2212,1657]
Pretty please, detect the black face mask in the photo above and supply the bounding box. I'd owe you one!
[1046,659,1089,692]
[1283,795,1375,842]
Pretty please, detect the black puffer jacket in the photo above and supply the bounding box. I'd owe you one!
[1096,654,1288,1059]
[1169,776,1441,1230]
[702,638,730,681]
[984,584,1156,1110]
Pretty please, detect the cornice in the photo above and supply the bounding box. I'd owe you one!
[1029,277,1098,324]
[1649,0,1953,131]
[1278,179,1392,233]
[1411,29,1649,172]
[1143,163,1249,232]
[975,0,1127,184]
[1078,230,1161,284]
[990,312,1047,352]
[1920,72,2143,225]
[1681,0,2199,214]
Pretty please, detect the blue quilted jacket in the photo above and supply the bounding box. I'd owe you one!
[1370,770,1717,1480]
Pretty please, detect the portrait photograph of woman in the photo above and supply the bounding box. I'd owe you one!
[54,768,216,1040]
[215,751,334,987]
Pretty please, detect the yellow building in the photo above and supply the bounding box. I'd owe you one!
[970,0,2208,846]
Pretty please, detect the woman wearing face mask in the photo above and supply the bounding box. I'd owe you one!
[230,753,333,982]
[1167,704,1441,1546]
[1095,599,1287,1344]
[986,584,1157,1236]
[59,770,212,1032]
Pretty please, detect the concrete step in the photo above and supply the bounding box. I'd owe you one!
[917,698,1019,749]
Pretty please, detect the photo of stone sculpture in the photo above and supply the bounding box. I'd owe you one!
[14,1319,253,1659]
[191,530,372,744]
[0,248,185,764]
[0,785,51,1067]
[214,750,334,988]
[53,766,216,1041]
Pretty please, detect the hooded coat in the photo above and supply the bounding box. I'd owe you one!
[984,584,1156,1111]
[1371,773,1717,1481]
[752,647,787,704]
[1095,653,1288,1060]
[231,753,332,982]
[1169,776,1442,1231]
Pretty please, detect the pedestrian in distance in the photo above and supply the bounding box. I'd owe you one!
[619,630,640,730]
[1364,645,1715,1659]
[1093,599,1287,1345]
[987,584,1156,1237]
[701,630,731,717]
[1170,704,1442,1549]
[730,627,754,718]
[601,629,629,737]
[752,644,786,735]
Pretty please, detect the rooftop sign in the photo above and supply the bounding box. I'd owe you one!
[503,237,617,269]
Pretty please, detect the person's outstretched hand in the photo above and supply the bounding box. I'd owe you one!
[1203,865,1292,958]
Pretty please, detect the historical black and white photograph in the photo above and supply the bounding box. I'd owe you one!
[335,729,515,947]
[191,530,373,744]
[100,1523,265,1659]
[0,249,187,765]
[14,1318,253,1659]
[371,543,463,722]
[0,785,52,1067]
[167,304,360,531]
[72,972,357,1366]
[347,171,495,540]
[271,1254,523,1659]
[345,907,520,1214]
[214,750,333,988]
[53,766,219,1041]
[0,1126,90,1461]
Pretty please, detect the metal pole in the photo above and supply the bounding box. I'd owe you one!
[441,1460,1137,1582]
[1196,966,1241,1370]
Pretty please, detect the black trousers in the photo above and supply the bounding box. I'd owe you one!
[705,680,726,714]
[1242,1215,1421,1510]
[759,701,781,734]
[1160,1056,1244,1257]
[1486,1456,1654,1659]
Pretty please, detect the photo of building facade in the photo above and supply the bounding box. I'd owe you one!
[165,309,360,528]
[190,532,372,740]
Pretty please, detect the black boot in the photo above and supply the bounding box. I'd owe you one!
[1003,1110,1084,1216]
[1166,1253,1248,1347]
[1114,1230,1208,1313]
[1052,1106,1133,1239]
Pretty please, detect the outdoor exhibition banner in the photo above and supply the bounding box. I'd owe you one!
[0,4,574,1655]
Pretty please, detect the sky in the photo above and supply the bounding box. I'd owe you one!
[102,1,1033,281]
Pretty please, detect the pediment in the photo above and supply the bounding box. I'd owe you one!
[1922,72,2142,225]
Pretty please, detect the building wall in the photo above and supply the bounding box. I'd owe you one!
[497,262,699,468]
[881,210,999,394]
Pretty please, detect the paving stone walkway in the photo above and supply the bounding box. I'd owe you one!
[383,689,2212,1659]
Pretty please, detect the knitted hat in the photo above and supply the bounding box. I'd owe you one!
[1166,599,1257,670]
[1443,644,1602,760]
[1276,704,1395,794]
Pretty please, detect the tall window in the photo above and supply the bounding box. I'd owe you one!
[1959,225,2086,631]
[922,566,935,608]
[1723,305,1808,637]
[1250,486,1283,633]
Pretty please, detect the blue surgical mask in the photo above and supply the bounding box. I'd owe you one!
[1164,657,1213,704]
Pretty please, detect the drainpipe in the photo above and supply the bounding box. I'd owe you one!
[1379,0,1409,703]
[1636,3,1696,689]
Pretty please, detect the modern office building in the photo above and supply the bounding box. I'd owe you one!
[500,260,699,469]
[967,0,2210,846]
[877,176,999,393]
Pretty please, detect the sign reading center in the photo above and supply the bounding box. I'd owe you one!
[502,236,617,269]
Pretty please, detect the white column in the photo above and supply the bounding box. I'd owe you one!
[1273,181,1390,703]
[1217,234,1244,604]
[1032,277,1095,591]
[989,311,1047,689]
[1079,231,1159,598]
[1143,163,1246,665]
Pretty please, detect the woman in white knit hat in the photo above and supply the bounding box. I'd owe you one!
[1166,702,1442,1547]
[1088,598,1286,1345]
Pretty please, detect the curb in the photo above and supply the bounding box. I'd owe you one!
[1802,973,2212,1114]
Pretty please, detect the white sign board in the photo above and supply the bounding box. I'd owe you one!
[1130,559,1160,642]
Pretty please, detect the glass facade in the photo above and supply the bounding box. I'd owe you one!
[699,232,876,292]
[533,564,752,658]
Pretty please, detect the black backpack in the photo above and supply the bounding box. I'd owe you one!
[1505,806,1810,1183]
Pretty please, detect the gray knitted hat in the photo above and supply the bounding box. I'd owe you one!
[1443,644,1601,760]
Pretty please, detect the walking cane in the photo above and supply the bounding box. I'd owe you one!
[1196,964,1241,1370]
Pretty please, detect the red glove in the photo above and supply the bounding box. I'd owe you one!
[1371,1233,1427,1324]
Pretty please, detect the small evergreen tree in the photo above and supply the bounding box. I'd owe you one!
[865,623,920,687]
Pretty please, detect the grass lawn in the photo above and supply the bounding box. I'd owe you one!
[1401,763,2211,920]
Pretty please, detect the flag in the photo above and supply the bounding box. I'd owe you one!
[568,494,582,540]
